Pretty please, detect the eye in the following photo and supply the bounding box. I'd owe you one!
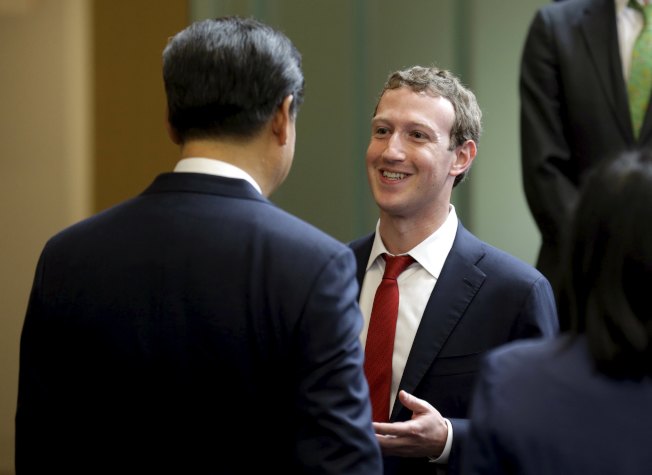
[374,126,390,137]
[411,130,428,140]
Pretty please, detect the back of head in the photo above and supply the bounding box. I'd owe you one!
[375,66,482,186]
[163,16,304,143]
[559,149,652,379]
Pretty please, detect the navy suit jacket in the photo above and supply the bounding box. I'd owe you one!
[16,172,382,474]
[521,0,652,292]
[350,223,558,475]
[464,335,652,474]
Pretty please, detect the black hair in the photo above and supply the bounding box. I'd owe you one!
[163,16,304,143]
[558,149,652,379]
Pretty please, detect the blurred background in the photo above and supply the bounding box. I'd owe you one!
[0,0,547,471]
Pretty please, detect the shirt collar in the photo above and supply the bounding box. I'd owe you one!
[617,0,646,14]
[367,204,459,279]
[616,0,628,14]
[173,157,262,194]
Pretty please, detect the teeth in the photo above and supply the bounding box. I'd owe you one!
[383,171,406,180]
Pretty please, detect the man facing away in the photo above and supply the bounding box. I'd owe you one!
[16,17,382,474]
[350,66,559,475]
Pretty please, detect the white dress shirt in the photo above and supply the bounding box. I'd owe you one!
[359,205,458,462]
[173,157,262,194]
[616,0,647,81]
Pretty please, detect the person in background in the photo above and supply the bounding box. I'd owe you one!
[349,65,559,475]
[520,0,652,302]
[463,148,652,474]
[15,16,382,475]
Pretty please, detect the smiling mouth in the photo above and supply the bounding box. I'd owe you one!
[382,170,407,181]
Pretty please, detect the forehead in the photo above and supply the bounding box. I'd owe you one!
[374,87,455,133]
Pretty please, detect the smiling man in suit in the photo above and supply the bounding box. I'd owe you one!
[349,66,559,475]
[16,16,381,474]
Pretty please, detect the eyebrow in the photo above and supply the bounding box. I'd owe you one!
[371,117,438,136]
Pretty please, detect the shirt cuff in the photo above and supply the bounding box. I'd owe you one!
[427,418,452,464]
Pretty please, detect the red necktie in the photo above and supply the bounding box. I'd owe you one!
[364,253,415,422]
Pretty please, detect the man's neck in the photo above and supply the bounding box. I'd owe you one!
[179,137,272,195]
[378,206,450,255]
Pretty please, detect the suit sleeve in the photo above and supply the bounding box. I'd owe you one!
[509,274,559,339]
[448,269,557,472]
[15,249,62,473]
[461,355,510,475]
[294,247,382,475]
[520,9,579,250]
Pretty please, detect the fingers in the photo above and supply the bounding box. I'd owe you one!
[374,420,412,437]
[374,416,444,458]
[373,391,449,458]
[398,390,433,413]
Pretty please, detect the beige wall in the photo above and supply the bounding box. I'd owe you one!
[93,0,185,212]
[0,1,90,471]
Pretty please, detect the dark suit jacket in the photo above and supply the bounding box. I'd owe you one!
[350,224,559,475]
[16,172,382,474]
[463,335,652,474]
[520,0,652,293]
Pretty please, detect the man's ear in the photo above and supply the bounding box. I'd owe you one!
[271,95,294,145]
[450,139,477,177]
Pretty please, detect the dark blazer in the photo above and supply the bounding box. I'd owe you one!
[520,0,652,293]
[16,172,382,474]
[464,335,652,474]
[350,224,559,475]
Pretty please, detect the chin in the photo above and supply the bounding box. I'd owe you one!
[376,198,407,215]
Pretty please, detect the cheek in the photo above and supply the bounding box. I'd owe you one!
[365,150,379,185]
[364,150,374,167]
[365,142,381,164]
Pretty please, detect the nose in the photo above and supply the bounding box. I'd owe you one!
[381,133,406,161]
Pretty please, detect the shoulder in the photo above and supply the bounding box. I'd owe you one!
[536,0,599,19]
[261,204,351,258]
[525,0,604,42]
[43,197,138,251]
[456,226,548,287]
[347,233,374,255]
[486,337,564,367]
[478,338,571,392]
[473,337,577,424]
[237,205,360,288]
[483,243,546,285]
[454,227,558,334]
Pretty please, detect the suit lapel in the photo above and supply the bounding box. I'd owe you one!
[390,224,486,421]
[350,234,374,300]
[579,0,634,141]
[348,228,487,422]
[639,107,652,143]
[638,87,652,142]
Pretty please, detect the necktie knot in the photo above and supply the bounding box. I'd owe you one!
[382,254,415,280]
